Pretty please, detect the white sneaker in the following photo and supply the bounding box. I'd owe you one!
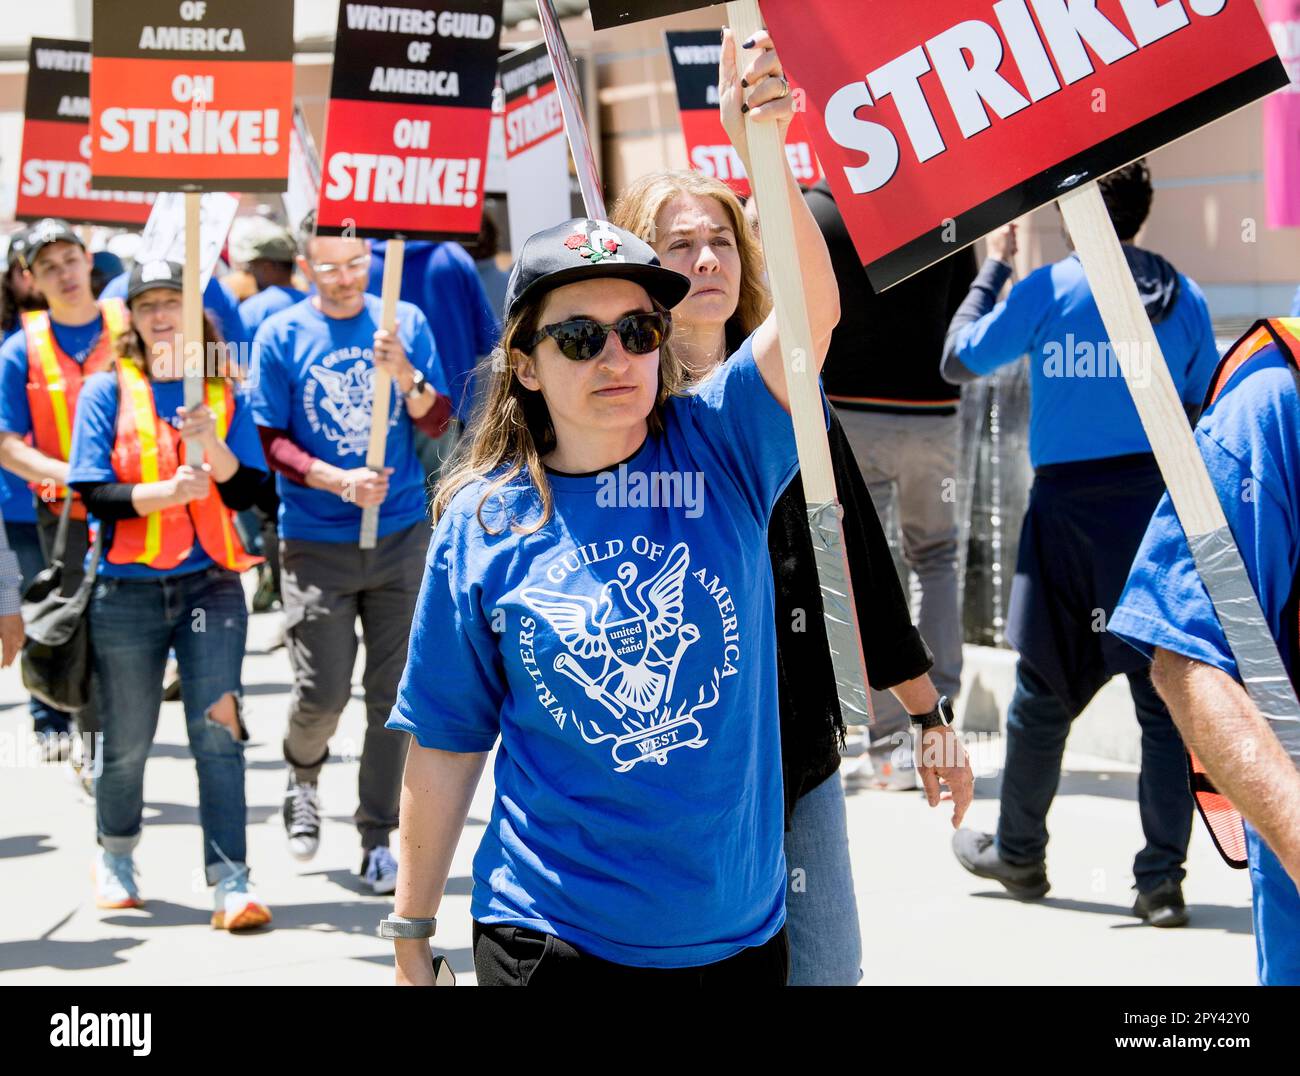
[93,849,142,909]
[212,869,272,931]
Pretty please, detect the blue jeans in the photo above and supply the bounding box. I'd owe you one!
[996,660,1192,891]
[91,567,251,884]
[5,519,72,736]
[783,771,863,986]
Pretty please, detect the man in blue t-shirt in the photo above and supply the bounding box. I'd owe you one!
[251,227,451,895]
[0,219,132,752]
[1109,326,1300,984]
[941,162,1220,925]
[367,239,498,484]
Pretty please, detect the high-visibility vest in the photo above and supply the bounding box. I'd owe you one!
[107,360,262,574]
[1189,317,1300,870]
[22,298,129,516]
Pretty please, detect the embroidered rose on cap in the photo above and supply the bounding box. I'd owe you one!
[563,229,622,264]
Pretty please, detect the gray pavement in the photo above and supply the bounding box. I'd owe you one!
[0,617,1257,985]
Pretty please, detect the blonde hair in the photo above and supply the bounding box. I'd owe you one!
[611,171,770,340]
[432,291,688,534]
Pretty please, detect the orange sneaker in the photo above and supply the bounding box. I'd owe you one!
[93,850,143,910]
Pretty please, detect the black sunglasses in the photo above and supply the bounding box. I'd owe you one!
[524,311,671,362]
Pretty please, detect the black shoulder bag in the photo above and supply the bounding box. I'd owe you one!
[20,497,105,712]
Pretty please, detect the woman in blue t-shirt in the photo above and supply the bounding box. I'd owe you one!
[386,31,840,984]
[67,259,271,931]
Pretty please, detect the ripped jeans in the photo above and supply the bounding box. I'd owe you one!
[90,567,251,885]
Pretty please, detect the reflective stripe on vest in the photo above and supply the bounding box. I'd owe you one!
[1191,317,1300,870]
[23,298,128,463]
[108,362,262,573]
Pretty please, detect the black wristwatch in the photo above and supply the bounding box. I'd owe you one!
[908,695,955,731]
[402,369,428,398]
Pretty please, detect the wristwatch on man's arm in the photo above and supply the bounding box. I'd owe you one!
[908,695,956,731]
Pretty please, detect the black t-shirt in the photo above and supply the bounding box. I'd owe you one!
[769,408,934,827]
[805,182,978,414]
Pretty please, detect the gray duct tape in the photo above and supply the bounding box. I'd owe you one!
[808,501,872,725]
[1188,525,1300,770]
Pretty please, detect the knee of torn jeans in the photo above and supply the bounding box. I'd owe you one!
[204,692,248,744]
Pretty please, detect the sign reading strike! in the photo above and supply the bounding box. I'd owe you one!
[317,1,504,240]
[761,0,1289,289]
[501,43,564,161]
[89,0,294,192]
[16,38,153,226]
[666,30,821,196]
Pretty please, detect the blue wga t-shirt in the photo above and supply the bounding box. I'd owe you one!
[67,371,267,578]
[1108,342,1300,985]
[250,293,447,542]
[388,337,804,968]
[951,252,1219,467]
[0,324,35,524]
[240,285,307,340]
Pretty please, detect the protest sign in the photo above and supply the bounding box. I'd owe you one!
[134,190,240,290]
[500,43,572,254]
[316,0,504,241]
[760,0,1289,288]
[89,0,294,193]
[665,29,820,195]
[284,105,322,235]
[590,0,720,29]
[1263,1,1300,228]
[16,38,152,226]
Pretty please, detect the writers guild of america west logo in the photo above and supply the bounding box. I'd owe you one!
[302,349,399,456]
[520,538,739,773]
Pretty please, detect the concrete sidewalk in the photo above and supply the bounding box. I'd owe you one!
[0,622,1257,985]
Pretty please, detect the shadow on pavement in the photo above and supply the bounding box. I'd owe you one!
[301,868,474,899]
[972,769,1142,803]
[141,800,278,827]
[0,936,145,972]
[968,891,1252,933]
[0,834,56,859]
[354,946,475,976]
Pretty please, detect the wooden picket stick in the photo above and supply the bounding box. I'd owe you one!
[360,239,404,550]
[726,0,870,721]
[182,191,204,465]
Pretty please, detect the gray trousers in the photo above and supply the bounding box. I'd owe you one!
[281,521,428,849]
[836,410,963,742]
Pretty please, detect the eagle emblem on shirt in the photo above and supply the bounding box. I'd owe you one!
[521,541,718,771]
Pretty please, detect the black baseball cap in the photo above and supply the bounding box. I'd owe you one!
[21,218,84,270]
[6,226,33,271]
[504,218,690,322]
[126,259,184,303]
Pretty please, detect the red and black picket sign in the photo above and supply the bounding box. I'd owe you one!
[317,0,504,241]
[666,29,820,196]
[89,0,294,193]
[16,37,152,226]
[759,0,1289,289]
[500,43,563,161]
[589,0,720,31]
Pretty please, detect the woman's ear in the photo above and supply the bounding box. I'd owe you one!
[513,348,541,391]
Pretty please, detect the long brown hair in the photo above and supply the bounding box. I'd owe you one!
[432,289,687,534]
[611,171,771,343]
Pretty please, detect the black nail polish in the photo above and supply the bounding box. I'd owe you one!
[742,36,756,49]
[741,103,749,114]
[741,77,749,88]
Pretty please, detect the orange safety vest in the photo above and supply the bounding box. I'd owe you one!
[22,298,130,516]
[107,360,262,574]
[1189,317,1300,870]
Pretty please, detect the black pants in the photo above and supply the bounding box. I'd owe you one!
[36,501,99,734]
[473,922,790,987]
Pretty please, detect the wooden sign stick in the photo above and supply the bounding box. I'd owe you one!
[1060,182,1300,760]
[360,239,404,550]
[726,0,871,722]
[182,190,204,464]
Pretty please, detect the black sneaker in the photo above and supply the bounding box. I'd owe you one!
[952,828,1050,900]
[283,774,321,862]
[1133,879,1189,928]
